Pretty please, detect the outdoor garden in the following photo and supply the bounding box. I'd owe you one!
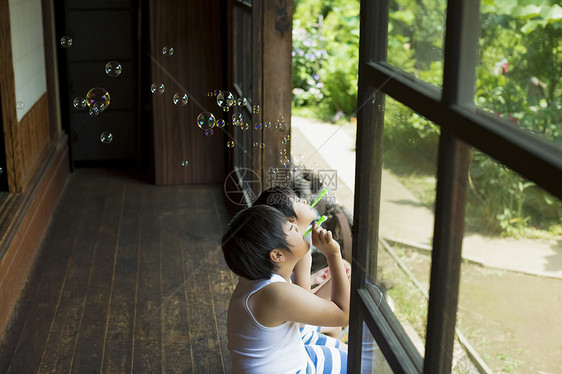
[292,0,562,372]
[292,0,561,238]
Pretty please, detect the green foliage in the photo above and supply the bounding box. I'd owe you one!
[293,0,562,237]
[292,0,359,117]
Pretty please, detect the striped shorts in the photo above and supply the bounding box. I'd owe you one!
[298,325,347,373]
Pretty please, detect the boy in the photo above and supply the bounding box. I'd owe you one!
[254,187,318,291]
[222,205,350,373]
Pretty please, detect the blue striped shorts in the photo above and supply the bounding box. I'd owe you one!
[298,325,347,373]
[299,325,342,348]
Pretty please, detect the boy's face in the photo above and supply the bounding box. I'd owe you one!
[289,196,316,231]
[284,220,311,259]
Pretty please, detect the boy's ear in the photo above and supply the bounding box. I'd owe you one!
[287,216,297,223]
[269,249,286,264]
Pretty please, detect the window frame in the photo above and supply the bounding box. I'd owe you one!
[349,1,562,373]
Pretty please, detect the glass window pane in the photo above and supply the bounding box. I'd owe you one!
[476,3,562,149]
[387,0,447,87]
[290,116,356,269]
[373,95,440,361]
[288,1,358,275]
[458,151,562,372]
[360,323,394,373]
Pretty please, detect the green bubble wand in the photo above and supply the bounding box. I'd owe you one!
[303,215,327,237]
[303,189,329,237]
[310,189,328,208]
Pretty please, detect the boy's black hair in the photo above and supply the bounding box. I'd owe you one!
[222,205,292,280]
[253,186,298,219]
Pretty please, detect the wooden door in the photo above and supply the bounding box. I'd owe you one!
[225,0,293,208]
[148,1,226,185]
[58,0,139,165]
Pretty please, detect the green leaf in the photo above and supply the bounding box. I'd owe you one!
[488,0,517,15]
[541,5,562,22]
[389,10,415,25]
[521,19,547,33]
[512,5,542,20]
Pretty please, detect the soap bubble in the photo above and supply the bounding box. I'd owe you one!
[181,160,190,167]
[275,121,286,131]
[237,97,247,106]
[86,87,110,110]
[264,121,272,129]
[162,46,174,56]
[217,91,235,109]
[207,91,213,97]
[252,105,260,114]
[150,83,165,95]
[232,113,244,126]
[173,93,189,106]
[100,132,113,144]
[216,119,226,128]
[213,89,221,96]
[227,140,235,148]
[73,97,86,110]
[253,142,259,147]
[280,148,287,156]
[16,101,25,110]
[254,122,262,130]
[89,104,102,117]
[60,36,72,47]
[241,123,249,131]
[205,128,214,136]
[260,143,266,149]
[105,61,122,77]
[278,115,285,122]
[197,112,216,130]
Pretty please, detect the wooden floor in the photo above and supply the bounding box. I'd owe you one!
[0,169,236,373]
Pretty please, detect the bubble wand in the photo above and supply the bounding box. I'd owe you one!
[303,215,327,237]
[310,189,328,208]
[303,189,329,237]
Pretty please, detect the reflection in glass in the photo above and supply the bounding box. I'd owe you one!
[360,324,393,373]
[388,0,446,87]
[476,3,562,148]
[459,152,562,373]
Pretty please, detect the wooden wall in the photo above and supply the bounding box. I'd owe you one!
[0,3,51,194]
[0,136,68,335]
[0,0,70,336]
[149,1,226,185]
[13,95,51,192]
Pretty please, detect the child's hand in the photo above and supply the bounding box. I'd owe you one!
[311,222,340,257]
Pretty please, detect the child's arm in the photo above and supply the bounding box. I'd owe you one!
[252,224,350,328]
[292,250,312,291]
[311,223,350,318]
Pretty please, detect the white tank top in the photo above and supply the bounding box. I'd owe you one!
[227,274,308,373]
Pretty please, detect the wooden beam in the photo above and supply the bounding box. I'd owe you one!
[348,0,388,371]
[0,0,18,192]
[262,0,293,186]
[423,2,479,371]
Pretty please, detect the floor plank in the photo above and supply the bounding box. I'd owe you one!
[0,169,235,373]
